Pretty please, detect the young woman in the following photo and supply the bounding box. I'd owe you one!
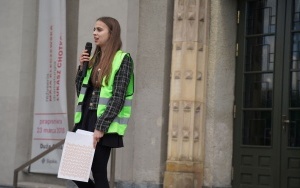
[73,16,134,188]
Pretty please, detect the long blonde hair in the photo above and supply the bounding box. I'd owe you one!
[90,17,122,87]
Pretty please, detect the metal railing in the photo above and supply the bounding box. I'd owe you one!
[13,139,116,188]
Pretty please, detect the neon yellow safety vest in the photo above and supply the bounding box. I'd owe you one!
[74,50,134,135]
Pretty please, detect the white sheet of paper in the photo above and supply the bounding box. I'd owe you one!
[76,129,94,136]
[57,130,95,182]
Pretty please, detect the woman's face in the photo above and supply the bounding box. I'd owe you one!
[93,20,110,48]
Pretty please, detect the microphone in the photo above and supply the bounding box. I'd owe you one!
[82,42,92,77]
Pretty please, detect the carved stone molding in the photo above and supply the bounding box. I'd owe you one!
[164,0,210,187]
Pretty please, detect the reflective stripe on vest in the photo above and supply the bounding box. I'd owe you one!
[74,69,92,123]
[74,50,134,136]
[98,98,132,107]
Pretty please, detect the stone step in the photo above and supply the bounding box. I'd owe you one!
[18,182,66,188]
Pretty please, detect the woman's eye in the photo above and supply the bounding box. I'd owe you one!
[93,28,102,32]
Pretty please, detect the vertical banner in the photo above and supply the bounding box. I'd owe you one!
[30,0,68,174]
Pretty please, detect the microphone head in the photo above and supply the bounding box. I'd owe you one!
[85,42,92,48]
[85,42,92,55]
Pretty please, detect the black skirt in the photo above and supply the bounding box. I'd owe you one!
[74,83,123,148]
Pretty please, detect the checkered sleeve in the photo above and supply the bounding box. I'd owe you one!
[75,65,84,97]
[95,55,133,132]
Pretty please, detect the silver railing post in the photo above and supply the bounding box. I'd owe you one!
[13,139,65,188]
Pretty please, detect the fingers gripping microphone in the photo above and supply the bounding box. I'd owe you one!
[82,42,92,77]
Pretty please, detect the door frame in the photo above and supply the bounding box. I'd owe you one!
[233,0,288,187]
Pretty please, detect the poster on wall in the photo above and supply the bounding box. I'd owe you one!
[30,0,68,174]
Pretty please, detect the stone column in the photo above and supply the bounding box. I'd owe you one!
[164,0,210,187]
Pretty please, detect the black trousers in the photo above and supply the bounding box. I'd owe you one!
[73,144,111,188]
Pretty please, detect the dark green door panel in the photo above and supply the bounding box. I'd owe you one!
[280,0,300,187]
[233,0,300,187]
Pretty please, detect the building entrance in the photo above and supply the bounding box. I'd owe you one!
[233,0,300,187]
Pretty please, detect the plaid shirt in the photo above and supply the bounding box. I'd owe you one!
[75,55,133,132]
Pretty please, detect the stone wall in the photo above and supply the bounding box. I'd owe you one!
[204,0,237,187]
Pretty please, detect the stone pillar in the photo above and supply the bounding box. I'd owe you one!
[164,0,210,187]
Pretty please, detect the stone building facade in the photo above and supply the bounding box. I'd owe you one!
[0,0,238,187]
